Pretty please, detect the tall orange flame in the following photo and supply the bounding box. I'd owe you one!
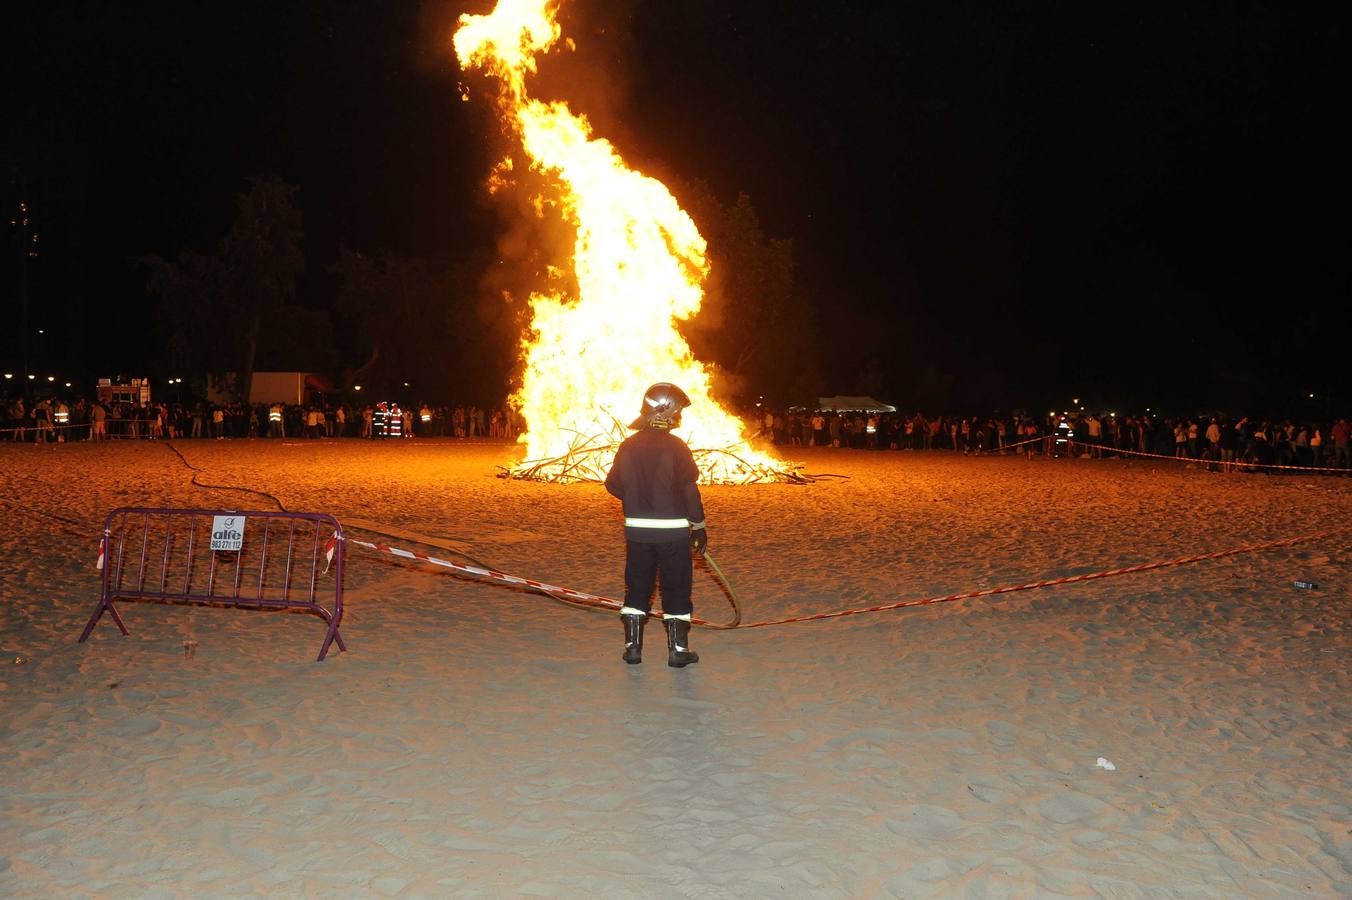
[455,0,783,481]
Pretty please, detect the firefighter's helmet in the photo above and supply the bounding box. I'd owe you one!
[629,382,691,430]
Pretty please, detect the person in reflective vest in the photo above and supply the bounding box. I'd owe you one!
[386,403,403,438]
[269,403,284,438]
[604,382,707,668]
[54,401,70,442]
[419,403,432,436]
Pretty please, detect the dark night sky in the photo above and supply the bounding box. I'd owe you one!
[3,1,1346,412]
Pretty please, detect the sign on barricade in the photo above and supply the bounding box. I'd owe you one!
[79,507,347,661]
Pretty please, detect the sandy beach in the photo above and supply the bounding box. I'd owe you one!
[1,438,1348,897]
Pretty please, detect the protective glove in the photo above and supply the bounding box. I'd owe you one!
[690,523,708,556]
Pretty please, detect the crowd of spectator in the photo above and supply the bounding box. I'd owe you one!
[751,408,1352,471]
[6,394,1351,473]
[2,397,521,444]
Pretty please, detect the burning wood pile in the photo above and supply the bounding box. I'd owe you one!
[497,417,816,485]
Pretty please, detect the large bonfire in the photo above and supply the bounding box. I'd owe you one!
[454,0,803,484]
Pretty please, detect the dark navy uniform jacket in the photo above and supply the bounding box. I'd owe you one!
[604,427,706,543]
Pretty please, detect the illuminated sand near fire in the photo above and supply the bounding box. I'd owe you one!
[1,440,1349,895]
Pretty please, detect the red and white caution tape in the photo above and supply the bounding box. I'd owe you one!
[1050,438,1348,474]
[731,525,1346,628]
[971,435,1045,453]
[1,421,105,436]
[1,419,183,438]
[972,434,1349,474]
[347,538,624,614]
[345,525,1346,630]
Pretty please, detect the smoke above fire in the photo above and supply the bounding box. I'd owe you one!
[454,0,786,483]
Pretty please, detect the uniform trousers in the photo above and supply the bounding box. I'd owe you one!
[623,537,693,617]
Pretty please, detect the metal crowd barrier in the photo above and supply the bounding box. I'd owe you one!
[79,508,347,661]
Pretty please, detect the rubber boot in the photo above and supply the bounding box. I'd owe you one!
[622,614,645,665]
[666,618,699,668]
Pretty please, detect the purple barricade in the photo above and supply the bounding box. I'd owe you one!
[79,508,347,661]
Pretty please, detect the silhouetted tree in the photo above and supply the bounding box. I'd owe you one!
[144,249,230,376]
[333,249,507,403]
[144,177,303,401]
[676,182,818,404]
[254,304,335,373]
[219,177,304,402]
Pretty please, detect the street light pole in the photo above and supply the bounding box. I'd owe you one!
[16,177,31,392]
[11,175,40,397]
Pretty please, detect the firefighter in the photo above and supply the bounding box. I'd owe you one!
[386,403,403,439]
[373,401,388,438]
[604,382,708,667]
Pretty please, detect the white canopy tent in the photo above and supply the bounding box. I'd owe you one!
[816,396,897,413]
